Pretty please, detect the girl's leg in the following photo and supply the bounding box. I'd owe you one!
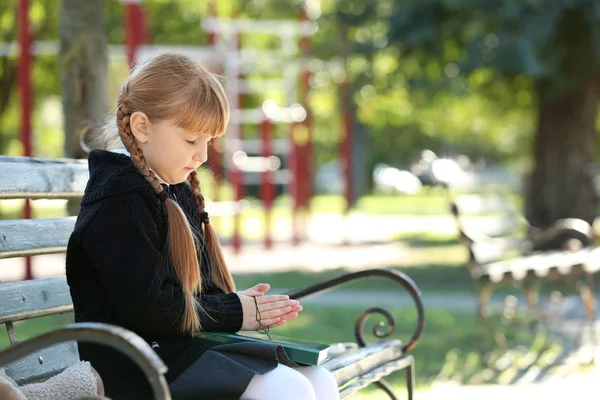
[294,366,340,400]
[241,364,316,400]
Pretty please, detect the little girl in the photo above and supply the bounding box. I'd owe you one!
[65,53,338,400]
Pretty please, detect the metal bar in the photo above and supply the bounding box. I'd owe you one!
[17,0,33,281]
[202,17,318,36]
[206,0,223,203]
[6,322,18,345]
[228,17,243,255]
[284,268,425,353]
[0,322,171,400]
[123,0,147,68]
[0,305,73,325]
[340,25,353,214]
[261,116,274,250]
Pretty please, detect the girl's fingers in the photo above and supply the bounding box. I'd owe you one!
[237,283,271,297]
[258,316,281,327]
[260,306,292,320]
[256,295,289,305]
[241,290,263,297]
[259,299,299,312]
[252,283,270,292]
[279,311,299,321]
[268,320,286,328]
[259,304,302,321]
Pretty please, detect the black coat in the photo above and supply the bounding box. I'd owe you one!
[66,150,292,400]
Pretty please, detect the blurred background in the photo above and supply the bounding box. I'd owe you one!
[3,0,600,398]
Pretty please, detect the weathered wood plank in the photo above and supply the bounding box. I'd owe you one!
[0,156,88,199]
[474,249,598,282]
[322,340,403,387]
[4,342,79,385]
[0,277,73,323]
[0,217,76,259]
[461,216,521,239]
[339,356,413,398]
[470,237,524,264]
[453,194,512,215]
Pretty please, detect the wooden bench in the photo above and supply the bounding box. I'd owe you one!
[448,188,599,345]
[0,155,425,399]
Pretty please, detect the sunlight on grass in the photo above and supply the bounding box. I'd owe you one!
[0,305,572,399]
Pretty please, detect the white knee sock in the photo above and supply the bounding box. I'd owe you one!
[240,364,316,400]
[294,366,340,400]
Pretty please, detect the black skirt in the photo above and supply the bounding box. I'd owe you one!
[80,336,297,400]
[168,341,298,400]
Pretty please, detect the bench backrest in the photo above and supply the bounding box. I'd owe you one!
[0,156,87,384]
[0,155,246,384]
[449,189,528,266]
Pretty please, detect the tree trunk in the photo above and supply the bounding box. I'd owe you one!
[59,0,108,160]
[59,0,108,215]
[525,77,600,229]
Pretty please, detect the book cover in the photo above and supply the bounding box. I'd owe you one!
[196,331,331,366]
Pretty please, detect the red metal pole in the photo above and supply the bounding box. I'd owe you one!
[261,117,274,250]
[206,0,223,200]
[291,7,313,245]
[231,13,244,254]
[18,0,33,280]
[299,9,314,208]
[340,27,353,214]
[124,0,147,68]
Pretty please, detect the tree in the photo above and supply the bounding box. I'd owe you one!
[59,0,108,160]
[386,0,600,228]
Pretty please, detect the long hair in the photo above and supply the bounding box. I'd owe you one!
[90,53,235,334]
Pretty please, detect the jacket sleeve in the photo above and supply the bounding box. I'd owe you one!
[81,194,243,336]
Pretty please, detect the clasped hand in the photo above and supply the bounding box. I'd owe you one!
[237,283,303,331]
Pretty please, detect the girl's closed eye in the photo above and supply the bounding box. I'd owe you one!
[186,139,197,145]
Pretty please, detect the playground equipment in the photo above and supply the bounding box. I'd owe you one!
[13,1,358,278]
[202,7,317,252]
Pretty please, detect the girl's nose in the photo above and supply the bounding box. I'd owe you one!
[193,152,208,164]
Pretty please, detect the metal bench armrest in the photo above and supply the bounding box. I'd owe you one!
[283,268,425,353]
[0,322,170,400]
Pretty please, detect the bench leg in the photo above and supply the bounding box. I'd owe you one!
[374,356,414,400]
[374,379,398,400]
[477,285,494,356]
[577,273,597,357]
[405,356,415,400]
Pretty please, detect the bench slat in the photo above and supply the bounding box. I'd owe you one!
[339,355,413,398]
[5,342,79,385]
[453,194,513,215]
[470,237,524,264]
[0,156,87,199]
[0,218,76,259]
[474,249,598,282]
[0,277,73,323]
[322,340,403,387]
[461,216,521,239]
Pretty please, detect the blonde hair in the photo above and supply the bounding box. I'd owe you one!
[91,53,235,334]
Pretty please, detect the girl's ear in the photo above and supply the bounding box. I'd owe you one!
[129,111,150,144]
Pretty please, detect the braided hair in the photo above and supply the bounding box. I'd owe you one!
[112,54,234,334]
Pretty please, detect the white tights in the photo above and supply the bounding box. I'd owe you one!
[240,364,339,400]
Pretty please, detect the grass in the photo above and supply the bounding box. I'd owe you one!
[0,306,565,399]
[233,264,474,294]
[0,191,455,218]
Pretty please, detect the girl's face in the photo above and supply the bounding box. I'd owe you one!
[131,114,212,184]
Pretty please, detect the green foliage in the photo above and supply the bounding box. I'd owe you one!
[1,0,571,170]
[386,0,600,96]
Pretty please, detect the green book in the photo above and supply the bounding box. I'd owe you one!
[196,331,331,366]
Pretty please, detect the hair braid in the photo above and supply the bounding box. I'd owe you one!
[188,171,235,293]
[188,170,206,212]
[116,106,163,195]
[116,102,202,334]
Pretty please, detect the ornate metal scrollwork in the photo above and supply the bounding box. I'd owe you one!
[284,268,425,353]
